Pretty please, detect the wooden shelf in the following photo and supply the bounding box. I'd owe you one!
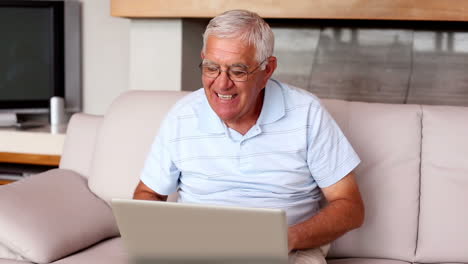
[0,128,64,185]
[111,0,468,21]
[0,152,60,166]
[0,179,14,185]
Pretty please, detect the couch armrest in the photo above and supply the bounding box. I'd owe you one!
[59,113,103,178]
[0,169,119,263]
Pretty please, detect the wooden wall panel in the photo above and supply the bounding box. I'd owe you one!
[111,0,468,21]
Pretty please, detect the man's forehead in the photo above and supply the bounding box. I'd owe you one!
[206,35,251,49]
[204,36,256,61]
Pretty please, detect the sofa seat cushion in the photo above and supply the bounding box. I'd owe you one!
[52,237,127,264]
[328,258,411,264]
[0,169,119,263]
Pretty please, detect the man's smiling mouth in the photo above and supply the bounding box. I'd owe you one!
[217,93,237,100]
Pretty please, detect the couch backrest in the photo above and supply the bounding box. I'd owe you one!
[60,113,103,178]
[414,105,468,263]
[323,100,422,262]
[87,90,188,202]
[86,90,467,262]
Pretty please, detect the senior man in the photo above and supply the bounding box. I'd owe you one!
[133,9,364,264]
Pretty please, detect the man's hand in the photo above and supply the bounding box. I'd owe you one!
[287,171,364,251]
[133,180,168,201]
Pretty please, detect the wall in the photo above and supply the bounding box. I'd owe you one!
[81,2,187,113]
[80,0,130,115]
[83,3,468,110]
[129,19,182,92]
[269,21,468,106]
[129,19,206,92]
[181,19,206,92]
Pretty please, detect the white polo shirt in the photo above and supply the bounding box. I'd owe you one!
[140,79,360,225]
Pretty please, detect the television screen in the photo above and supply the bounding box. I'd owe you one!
[0,1,64,110]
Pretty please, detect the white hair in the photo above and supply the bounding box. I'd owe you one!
[202,9,274,69]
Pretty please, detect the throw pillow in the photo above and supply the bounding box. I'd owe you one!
[0,169,119,263]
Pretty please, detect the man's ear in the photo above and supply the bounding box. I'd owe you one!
[264,56,277,79]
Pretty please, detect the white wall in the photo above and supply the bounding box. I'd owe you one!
[129,19,182,91]
[80,0,130,115]
[80,2,189,114]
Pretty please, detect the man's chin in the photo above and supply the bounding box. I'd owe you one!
[217,112,238,124]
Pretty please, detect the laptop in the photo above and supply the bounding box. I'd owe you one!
[111,198,289,264]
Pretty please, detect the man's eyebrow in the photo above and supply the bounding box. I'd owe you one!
[202,59,218,66]
[202,59,248,69]
[230,63,249,69]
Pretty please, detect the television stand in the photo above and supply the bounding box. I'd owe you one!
[0,113,17,127]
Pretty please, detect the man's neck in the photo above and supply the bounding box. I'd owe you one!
[225,89,265,135]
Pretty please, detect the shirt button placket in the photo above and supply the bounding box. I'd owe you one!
[239,139,246,171]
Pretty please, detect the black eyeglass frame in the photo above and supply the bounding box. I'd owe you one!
[198,57,269,82]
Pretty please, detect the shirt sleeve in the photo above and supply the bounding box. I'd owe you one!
[306,102,360,188]
[140,115,180,195]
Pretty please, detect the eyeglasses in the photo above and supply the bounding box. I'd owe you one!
[199,58,268,82]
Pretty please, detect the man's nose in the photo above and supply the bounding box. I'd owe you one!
[214,70,234,90]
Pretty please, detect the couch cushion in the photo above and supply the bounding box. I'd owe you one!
[415,105,468,263]
[52,237,127,264]
[0,243,25,262]
[0,260,32,264]
[328,258,411,264]
[0,169,119,263]
[60,113,103,179]
[88,91,188,202]
[322,100,421,261]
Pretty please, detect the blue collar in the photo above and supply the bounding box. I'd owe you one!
[194,79,286,133]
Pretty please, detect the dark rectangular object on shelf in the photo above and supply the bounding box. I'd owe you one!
[0,0,81,114]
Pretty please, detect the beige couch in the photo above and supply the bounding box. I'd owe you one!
[1,90,467,264]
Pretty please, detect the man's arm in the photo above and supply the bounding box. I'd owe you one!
[287,171,365,251]
[133,180,168,201]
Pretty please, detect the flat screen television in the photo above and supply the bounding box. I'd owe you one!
[0,0,81,114]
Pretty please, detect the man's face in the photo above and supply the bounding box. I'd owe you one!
[201,36,275,128]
